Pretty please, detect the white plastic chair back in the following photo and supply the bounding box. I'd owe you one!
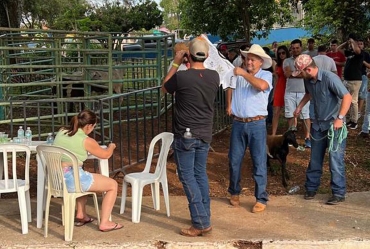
[36,145,100,241]
[0,144,31,234]
[120,132,174,223]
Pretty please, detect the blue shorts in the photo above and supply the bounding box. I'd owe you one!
[63,166,94,192]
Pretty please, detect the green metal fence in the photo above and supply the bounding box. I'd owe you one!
[0,28,174,123]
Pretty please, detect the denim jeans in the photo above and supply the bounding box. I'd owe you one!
[359,75,368,100]
[228,119,269,204]
[173,137,211,230]
[361,91,370,133]
[305,128,347,197]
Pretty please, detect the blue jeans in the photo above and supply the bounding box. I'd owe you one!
[359,75,368,100]
[228,119,269,204]
[361,91,370,133]
[173,137,211,230]
[305,128,347,197]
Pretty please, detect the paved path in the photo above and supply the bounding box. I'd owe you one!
[0,192,370,248]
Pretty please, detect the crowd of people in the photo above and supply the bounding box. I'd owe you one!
[54,34,368,237]
[162,34,369,235]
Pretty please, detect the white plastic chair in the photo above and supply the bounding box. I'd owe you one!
[0,144,31,234]
[120,132,174,223]
[36,145,100,241]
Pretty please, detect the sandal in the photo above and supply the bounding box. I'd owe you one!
[75,217,94,227]
[99,223,124,232]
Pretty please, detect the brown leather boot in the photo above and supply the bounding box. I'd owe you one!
[180,226,212,237]
[229,195,240,206]
[252,202,266,213]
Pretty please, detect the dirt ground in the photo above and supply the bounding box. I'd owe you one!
[3,119,369,249]
[116,119,370,198]
[5,117,370,199]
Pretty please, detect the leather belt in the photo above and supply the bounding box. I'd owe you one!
[234,115,266,123]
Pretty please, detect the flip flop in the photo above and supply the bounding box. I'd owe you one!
[99,223,124,232]
[75,217,94,227]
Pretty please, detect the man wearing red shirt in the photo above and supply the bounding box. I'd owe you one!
[327,39,346,79]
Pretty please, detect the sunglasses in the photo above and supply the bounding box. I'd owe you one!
[278,51,286,55]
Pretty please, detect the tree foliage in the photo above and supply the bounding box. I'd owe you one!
[302,0,370,42]
[178,0,293,42]
[18,0,162,33]
[160,0,181,31]
[88,0,162,33]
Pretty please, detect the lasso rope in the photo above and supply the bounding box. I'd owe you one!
[327,123,348,152]
[298,112,347,152]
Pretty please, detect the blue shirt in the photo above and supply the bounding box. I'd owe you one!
[231,69,273,118]
[304,69,349,131]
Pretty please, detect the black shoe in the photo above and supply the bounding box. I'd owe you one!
[358,131,370,138]
[326,195,345,205]
[304,191,316,200]
[348,122,358,129]
[346,121,353,127]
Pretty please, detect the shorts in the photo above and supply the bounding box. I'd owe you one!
[63,166,94,192]
[284,92,310,119]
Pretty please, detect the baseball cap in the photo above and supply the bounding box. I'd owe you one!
[292,54,313,77]
[189,37,209,59]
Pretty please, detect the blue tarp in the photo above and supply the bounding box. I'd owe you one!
[251,27,312,45]
[207,27,312,46]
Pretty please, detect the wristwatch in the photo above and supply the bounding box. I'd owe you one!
[337,114,344,120]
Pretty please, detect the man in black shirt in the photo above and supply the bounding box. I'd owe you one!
[162,37,220,237]
[341,36,364,129]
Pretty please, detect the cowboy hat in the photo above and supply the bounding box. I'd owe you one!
[240,44,272,69]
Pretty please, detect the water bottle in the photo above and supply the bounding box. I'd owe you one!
[17,126,25,143]
[288,185,300,194]
[25,127,32,144]
[46,133,54,145]
[184,128,192,139]
[296,145,305,151]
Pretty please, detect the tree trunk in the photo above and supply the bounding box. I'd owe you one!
[0,0,23,28]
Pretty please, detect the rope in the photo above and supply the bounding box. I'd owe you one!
[298,112,348,149]
[327,123,348,153]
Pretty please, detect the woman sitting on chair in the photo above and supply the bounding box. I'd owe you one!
[53,109,123,232]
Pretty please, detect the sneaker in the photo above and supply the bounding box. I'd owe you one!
[304,138,311,148]
[346,121,353,127]
[358,131,370,138]
[304,191,316,200]
[326,195,345,205]
[348,122,358,129]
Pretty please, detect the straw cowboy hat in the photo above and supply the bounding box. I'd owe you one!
[174,42,189,53]
[240,44,272,69]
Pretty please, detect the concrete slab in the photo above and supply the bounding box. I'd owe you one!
[0,192,369,248]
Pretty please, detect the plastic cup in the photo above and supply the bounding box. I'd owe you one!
[0,133,8,143]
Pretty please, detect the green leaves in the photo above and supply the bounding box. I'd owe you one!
[302,0,370,42]
[179,0,293,42]
[20,0,163,33]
